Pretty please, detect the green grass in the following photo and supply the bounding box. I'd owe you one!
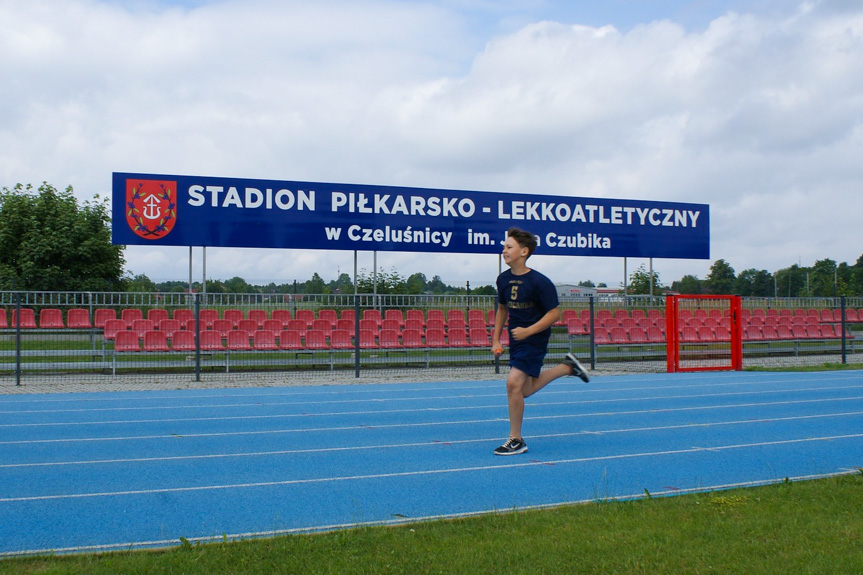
[3,473,862,574]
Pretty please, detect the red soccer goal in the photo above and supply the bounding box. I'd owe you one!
[666,295,743,373]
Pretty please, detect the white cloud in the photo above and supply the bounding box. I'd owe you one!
[1,0,862,288]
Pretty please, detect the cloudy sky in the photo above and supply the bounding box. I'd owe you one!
[2,0,862,289]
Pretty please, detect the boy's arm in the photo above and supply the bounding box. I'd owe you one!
[510,307,561,341]
[491,304,508,348]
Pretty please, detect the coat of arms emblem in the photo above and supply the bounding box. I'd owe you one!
[126,180,177,240]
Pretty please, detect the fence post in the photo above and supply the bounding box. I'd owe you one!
[354,293,361,378]
[15,288,21,386]
[588,295,596,370]
[840,296,847,365]
[194,293,201,382]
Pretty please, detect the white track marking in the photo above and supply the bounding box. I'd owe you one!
[3,433,861,503]
[3,410,863,469]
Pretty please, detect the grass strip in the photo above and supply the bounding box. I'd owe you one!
[3,472,862,575]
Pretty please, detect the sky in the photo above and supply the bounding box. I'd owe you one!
[2,0,862,289]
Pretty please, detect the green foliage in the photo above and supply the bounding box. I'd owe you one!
[671,274,703,294]
[626,264,664,295]
[706,258,736,294]
[734,268,774,297]
[0,183,125,291]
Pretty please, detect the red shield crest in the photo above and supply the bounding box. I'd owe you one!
[126,179,177,240]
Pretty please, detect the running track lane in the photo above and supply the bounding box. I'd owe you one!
[1,370,862,556]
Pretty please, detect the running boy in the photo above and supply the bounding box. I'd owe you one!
[491,227,590,456]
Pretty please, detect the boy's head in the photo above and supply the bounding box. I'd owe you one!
[507,227,537,258]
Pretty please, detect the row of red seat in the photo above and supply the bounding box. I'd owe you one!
[1,307,499,330]
[573,313,842,333]
[111,327,506,353]
[6,305,862,330]
[585,323,854,345]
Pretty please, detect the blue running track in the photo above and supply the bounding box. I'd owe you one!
[1,370,862,556]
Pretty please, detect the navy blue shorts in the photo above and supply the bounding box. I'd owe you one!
[508,332,550,378]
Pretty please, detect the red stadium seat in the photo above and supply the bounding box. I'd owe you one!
[317,309,338,328]
[278,330,304,350]
[425,328,447,348]
[304,329,330,350]
[329,329,353,350]
[405,309,425,326]
[159,319,182,338]
[469,327,490,347]
[402,329,424,348]
[113,330,140,352]
[362,309,382,328]
[143,330,170,352]
[131,319,155,338]
[171,330,196,351]
[212,319,233,338]
[226,330,252,351]
[252,330,278,350]
[295,309,315,328]
[103,319,127,340]
[199,309,219,329]
[11,308,37,328]
[335,318,355,337]
[272,309,292,328]
[447,328,469,347]
[173,308,194,324]
[66,308,92,329]
[628,326,649,344]
[147,309,169,325]
[311,319,333,338]
[248,309,268,328]
[199,330,225,351]
[223,309,244,328]
[378,329,402,349]
[358,329,378,349]
[121,308,143,324]
[39,308,64,328]
[384,309,405,328]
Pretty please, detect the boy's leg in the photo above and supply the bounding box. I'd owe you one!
[505,367,531,440]
[522,363,572,399]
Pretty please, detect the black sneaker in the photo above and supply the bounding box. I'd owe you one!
[494,437,528,456]
[563,353,590,382]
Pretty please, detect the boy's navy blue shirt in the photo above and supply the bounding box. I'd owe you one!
[496,268,559,338]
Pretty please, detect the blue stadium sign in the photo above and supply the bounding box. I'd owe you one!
[112,172,710,259]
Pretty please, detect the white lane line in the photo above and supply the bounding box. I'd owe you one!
[3,410,863,469]
[3,387,863,429]
[3,432,862,504]
[3,395,863,446]
[3,373,860,413]
[5,467,859,558]
[0,392,863,432]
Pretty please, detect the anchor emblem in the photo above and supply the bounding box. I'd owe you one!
[142,194,162,220]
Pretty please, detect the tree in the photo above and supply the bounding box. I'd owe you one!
[706,259,736,294]
[125,273,157,292]
[809,259,837,297]
[672,274,703,294]
[734,269,774,297]
[406,272,427,294]
[223,276,255,293]
[774,265,806,297]
[304,272,327,294]
[626,264,664,295]
[0,183,125,291]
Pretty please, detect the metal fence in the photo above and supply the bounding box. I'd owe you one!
[1,291,861,387]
